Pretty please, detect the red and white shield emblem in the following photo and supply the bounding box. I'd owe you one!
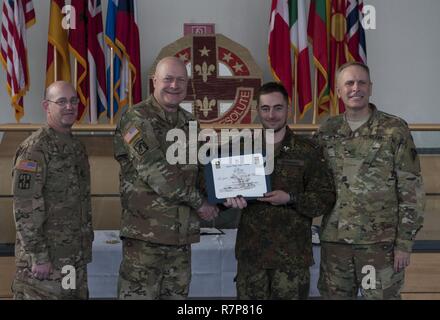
[149,34,262,124]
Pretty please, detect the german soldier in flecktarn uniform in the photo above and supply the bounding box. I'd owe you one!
[114,57,219,299]
[224,82,336,299]
[12,81,93,300]
[316,62,425,300]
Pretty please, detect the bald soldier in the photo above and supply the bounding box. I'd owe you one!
[114,56,219,299]
[12,81,93,299]
[316,62,425,299]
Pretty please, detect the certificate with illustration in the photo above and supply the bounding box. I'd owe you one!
[204,153,271,203]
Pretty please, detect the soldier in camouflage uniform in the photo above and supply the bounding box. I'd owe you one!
[12,81,93,300]
[114,56,219,299]
[224,82,336,299]
[316,62,425,299]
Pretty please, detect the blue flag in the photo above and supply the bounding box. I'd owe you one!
[105,0,122,119]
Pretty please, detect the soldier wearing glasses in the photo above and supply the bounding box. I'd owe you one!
[12,81,93,299]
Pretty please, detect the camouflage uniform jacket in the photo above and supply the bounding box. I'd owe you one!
[316,104,425,252]
[235,128,336,269]
[114,95,204,246]
[13,127,93,269]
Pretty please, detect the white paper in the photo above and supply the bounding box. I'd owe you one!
[211,153,267,199]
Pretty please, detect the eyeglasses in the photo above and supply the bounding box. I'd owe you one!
[46,97,80,107]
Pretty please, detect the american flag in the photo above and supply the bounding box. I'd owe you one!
[123,126,139,144]
[17,159,37,172]
[0,0,35,122]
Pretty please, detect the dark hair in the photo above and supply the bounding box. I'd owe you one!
[256,82,289,105]
[336,61,371,82]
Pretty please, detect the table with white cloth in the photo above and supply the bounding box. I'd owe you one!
[87,230,321,298]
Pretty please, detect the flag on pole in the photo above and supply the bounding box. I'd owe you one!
[329,0,348,115]
[46,0,70,88]
[289,0,312,118]
[346,0,366,63]
[115,0,141,107]
[68,0,88,121]
[87,0,107,123]
[308,0,331,116]
[105,0,122,118]
[69,0,107,123]
[1,0,35,122]
[268,0,292,101]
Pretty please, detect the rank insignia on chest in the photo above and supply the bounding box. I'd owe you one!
[124,127,140,144]
[133,139,149,156]
[16,160,38,173]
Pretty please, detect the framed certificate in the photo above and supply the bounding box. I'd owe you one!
[204,153,271,204]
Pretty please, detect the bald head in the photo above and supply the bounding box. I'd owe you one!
[43,81,78,133]
[154,56,187,77]
[153,56,188,112]
[45,81,76,101]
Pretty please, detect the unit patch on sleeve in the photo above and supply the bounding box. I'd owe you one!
[17,173,32,190]
[133,139,149,156]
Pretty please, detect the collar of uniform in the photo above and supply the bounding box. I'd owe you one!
[45,125,74,142]
[340,103,379,137]
[281,126,294,147]
[267,126,293,157]
[356,103,380,137]
[146,95,192,129]
[147,95,180,121]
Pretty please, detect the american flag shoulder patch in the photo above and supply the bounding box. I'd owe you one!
[16,160,38,173]
[124,127,140,144]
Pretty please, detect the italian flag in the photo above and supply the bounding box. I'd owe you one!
[290,0,312,118]
[268,0,293,101]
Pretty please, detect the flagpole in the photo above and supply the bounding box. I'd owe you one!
[73,59,77,89]
[293,56,298,124]
[53,47,57,81]
[312,68,318,124]
[110,48,114,125]
[128,68,133,108]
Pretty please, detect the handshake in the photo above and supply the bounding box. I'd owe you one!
[197,200,219,221]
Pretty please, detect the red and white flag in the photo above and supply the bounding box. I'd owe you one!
[268,0,293,101]
[290,0,312,118]
[69,0,107,123]
[69,0,88,121]
[1,0,35,122]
